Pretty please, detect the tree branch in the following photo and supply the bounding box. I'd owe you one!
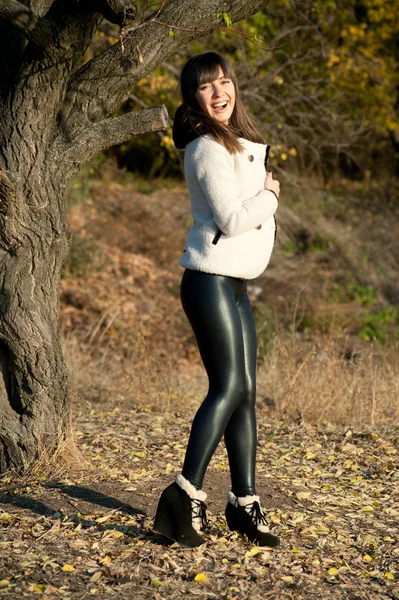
[61,0,269,131]
[60,105,168,167]
[0,0,55,48]
[85,0,137,27]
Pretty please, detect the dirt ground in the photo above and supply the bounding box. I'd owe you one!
[0,402,398,599]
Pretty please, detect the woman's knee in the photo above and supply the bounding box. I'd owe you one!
[210,379,247,409]
[241,379,256,407]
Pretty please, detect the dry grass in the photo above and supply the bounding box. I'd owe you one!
[258,334,399,428]
[60,172,399,430]
[63,323,399,429]
[6,428,88,485]
[63,329,184,412]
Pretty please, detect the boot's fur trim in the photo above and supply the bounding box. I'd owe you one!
[227,490,238,506]
[176,474,207,502]
[176,474,207,532]
[236,494,260,506]
[227,491,269,533]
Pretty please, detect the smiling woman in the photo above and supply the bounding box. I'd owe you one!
[194,67,236,125]
[153,52,281,549]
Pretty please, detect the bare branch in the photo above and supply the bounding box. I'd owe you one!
[60,105,168,167]
[0,0,55,48]
[61,0,269,131]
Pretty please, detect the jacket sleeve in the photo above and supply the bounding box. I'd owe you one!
[192,137,278,237]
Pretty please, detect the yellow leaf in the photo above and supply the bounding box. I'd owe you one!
[305,451,316,459]
[245,546,261,558]
[151,579,163,586]
[281,576,294,583]
[296,492,311,500]
[290,548,301,553]
[292,514,304,524]
[222,558,229,564]
[328,568,339,576]
[385,572,395,580]
[32,584,46,593]
[363,554,373,562]
[134,451,146,458]
[100,556,111,566]
[95,515,111,523]
[360,506,374,513]
[62,564,75,572]
[110,530,124,538]
[0,580,9,587]
[194,573,208,582]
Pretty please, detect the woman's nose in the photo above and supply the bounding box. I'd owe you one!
[212,83,223,97]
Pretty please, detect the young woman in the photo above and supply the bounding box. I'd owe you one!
[153,52,280,548]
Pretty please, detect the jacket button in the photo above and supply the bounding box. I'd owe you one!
[256,224,262,230]
[248,154,254,162]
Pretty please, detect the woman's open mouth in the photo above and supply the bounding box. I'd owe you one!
[211,101,228,113]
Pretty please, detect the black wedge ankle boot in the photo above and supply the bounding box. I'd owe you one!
[153,474,207,547]
[225,491,280,548]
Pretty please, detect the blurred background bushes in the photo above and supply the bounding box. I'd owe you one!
[84,0,398,182]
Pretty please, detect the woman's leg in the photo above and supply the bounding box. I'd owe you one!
[180,269,248,489]
[224,292,257,497]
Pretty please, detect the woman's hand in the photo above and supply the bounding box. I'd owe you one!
[264,171,280,198]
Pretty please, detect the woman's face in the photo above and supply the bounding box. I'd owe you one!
[194,66,236,125]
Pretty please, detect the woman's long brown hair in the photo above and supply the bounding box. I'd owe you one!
[178,52,265,154]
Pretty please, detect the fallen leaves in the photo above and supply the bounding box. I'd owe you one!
[0,412,397,599]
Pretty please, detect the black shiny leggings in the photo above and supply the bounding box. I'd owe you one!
[180,269,257,497]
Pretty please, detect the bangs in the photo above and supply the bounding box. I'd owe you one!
[195,57,231,87]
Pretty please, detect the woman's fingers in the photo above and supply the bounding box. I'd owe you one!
[264,171,280,197]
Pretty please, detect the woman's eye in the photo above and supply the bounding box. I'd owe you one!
[222,80,231,84]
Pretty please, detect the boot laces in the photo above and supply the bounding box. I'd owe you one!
[243,500,268,530]
[191,498,208,528]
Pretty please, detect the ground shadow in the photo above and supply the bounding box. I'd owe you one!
[0,482,161,542]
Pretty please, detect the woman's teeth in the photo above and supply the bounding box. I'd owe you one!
[212,102,227,110]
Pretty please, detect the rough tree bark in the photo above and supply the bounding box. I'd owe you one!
[0,0,269,472]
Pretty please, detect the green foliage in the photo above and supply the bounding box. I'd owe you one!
[253,302,276,359]
[66,167,97,207]
[137,182,153,194]
[90,0,398,178]
[358,307,399,343]
[62,234,103,279]
[215,11,232,27]
[282,230,330,256]
[332,275,379,307]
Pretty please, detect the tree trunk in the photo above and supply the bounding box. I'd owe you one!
[0,167,71,471]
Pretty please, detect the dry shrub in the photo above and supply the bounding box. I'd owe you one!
[258,334,399,427]
[10,427,88,483]
[63,328,182,412]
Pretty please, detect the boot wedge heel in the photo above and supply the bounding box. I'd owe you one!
[153,477,207,548]
[153,493,177,542]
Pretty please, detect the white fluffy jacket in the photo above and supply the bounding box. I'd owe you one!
[180,135,278,280]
